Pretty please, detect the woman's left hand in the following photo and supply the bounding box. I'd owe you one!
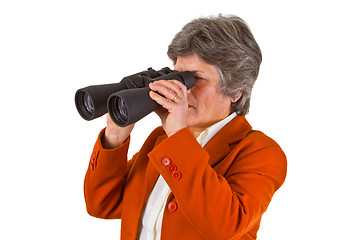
[149,80,189,137]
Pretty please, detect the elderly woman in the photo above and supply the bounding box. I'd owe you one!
[84,15,287,240]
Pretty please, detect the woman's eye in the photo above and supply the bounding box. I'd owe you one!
[194,77,206,87]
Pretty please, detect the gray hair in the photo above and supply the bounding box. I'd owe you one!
[167,14,262,115]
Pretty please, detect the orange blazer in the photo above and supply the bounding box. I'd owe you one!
[84,116,287,240]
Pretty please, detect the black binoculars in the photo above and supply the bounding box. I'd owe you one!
[75,67,195,127]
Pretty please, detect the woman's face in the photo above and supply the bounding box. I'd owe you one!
[174,54,233,135]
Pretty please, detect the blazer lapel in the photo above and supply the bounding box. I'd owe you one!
[204,133,231,167]
[143,134,168,201]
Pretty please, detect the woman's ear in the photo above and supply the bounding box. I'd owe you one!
[231,92,242,103]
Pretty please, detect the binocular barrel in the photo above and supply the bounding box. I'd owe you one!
[75,67,195,127]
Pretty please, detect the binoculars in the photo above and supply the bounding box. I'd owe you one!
[75,67,195,127]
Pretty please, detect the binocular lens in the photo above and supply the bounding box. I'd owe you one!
[83,93,94,114]
[75,91,95,119]
[117,98,128,123]
[109,96,129,125]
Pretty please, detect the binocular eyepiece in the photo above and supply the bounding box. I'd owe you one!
[75,67,195,127]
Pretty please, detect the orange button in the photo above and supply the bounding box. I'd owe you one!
[172,171,181,180]
[162,157,171,167]
[168,201,177,212]
[90,152,96,170]
[168,164,177,172]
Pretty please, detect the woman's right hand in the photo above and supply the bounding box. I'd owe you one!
[102,113,135,149]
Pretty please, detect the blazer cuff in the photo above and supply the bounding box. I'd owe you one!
[147,128,209,194]
[89,128,130,173]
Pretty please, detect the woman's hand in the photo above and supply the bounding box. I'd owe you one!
[102,113,135,149]
[149,80,189,137]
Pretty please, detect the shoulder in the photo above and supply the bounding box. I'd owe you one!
[224,116,285,157]
[244,130,284,150]
[232,129,287,187]
[236,129,286,163]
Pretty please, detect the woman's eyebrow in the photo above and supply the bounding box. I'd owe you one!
[174,70,204,74]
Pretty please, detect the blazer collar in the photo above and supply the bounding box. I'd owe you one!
[204,115,253,167]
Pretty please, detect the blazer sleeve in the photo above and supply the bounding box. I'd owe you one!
[148,128,287,240]
[84,128,134,219]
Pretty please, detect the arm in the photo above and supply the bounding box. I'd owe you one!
[148,128,287,239]
[84,113,135,219]
[84,128,134,219]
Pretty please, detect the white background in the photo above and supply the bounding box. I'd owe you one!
[1,0,359,239]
